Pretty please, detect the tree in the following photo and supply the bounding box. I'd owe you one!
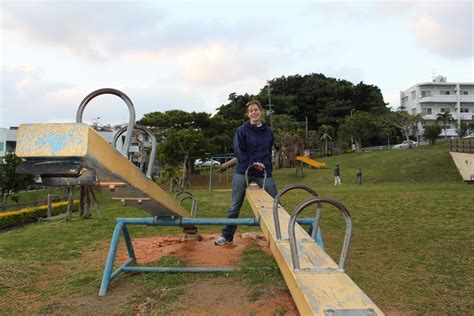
[338,112,382,152]
[380,112,400,147]
[214,93,256,121]
[157,128,211,185]
[0,153,35,203]
[271,114,304,168]
[138,110,211,130]
[217,73,389,130]
[453,120,469,138]
[423,125,442,144]
[436,111,453,139]
[393,109,424,148]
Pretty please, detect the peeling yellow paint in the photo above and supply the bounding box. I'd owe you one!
[16,124,89,157]
[16,123,189,218]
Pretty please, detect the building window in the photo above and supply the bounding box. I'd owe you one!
[460,108,469,113]
[422,108,432,115]
[0,142,4,152]
[461,90,469,95]
[440,90,450,95]
[421,91,431,97]
[411,91,416,99]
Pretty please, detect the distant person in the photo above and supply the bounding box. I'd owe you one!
[215,100,278,246]
[334,163,341,186]
[356,168,362,185]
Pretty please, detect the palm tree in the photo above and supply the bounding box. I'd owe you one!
[436,111,453,139]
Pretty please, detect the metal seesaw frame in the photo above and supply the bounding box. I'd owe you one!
[98,216,317,296]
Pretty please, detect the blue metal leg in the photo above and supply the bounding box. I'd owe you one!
[121,224,137,265]
[308,224,325,249]
[99,222,124,296]
[316,227,324,249]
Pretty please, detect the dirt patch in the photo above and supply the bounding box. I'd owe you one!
[163,277,298,316]
[116,233,270,267]
[111,233,298,314]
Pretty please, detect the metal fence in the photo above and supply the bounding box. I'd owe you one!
[362,145,392,152]
[450,139,474,154]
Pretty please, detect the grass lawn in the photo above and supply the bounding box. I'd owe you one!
[0,142,473,314]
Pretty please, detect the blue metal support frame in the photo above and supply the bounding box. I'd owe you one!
[99,216,322,296]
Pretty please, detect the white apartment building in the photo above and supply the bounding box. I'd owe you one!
[400,76,474,139]
[0,127,19,157]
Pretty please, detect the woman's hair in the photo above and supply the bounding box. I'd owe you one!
[246,100,263,112]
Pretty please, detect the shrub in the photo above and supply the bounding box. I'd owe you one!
[423,125,442,144]
[0,200,79,230]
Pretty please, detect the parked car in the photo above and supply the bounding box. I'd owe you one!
[194,159,221,167]
[463,133,474,139]
[393,140,418,149]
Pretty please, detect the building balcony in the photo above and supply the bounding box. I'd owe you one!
[419,95,474,103]
[422,113,474,121]
[419,95,458,103]
[418,128,461,138]
[460,95,474,102]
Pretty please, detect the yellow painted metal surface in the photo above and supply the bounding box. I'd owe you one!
[246,189,384,315]
[16,124,89,157]
[16,123,189,218]
[295,156,327,168]
[450,152,473,181]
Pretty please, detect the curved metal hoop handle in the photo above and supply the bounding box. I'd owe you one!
[178,196,198,218]
[244,163,267,189]
[174,191,193,200]
[112,124,156,179]
[288,196,352,272]
[273,184,319,241]
[76,88,136,157]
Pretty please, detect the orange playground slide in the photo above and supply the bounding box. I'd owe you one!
[295,156,327,168]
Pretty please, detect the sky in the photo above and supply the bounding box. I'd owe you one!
[1,0,473,128]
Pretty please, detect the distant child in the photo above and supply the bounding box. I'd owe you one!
[356,168,362,185]
[334,163,341,186]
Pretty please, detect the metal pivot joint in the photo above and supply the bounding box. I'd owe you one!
[244,163,267,189]
[76,88,136,157]
[272,184,320,241]
[288,196,352,272]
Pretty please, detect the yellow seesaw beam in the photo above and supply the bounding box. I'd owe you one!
[246,188,384,315]
[16,123,190,218]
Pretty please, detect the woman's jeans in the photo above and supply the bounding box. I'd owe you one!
[221,173,278,241]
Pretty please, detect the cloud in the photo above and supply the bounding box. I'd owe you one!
[408,1,473,59]
[1,65,79,126]
[315,1,473,59]
[373,1,473,59]
[0,1,278,62]
[1,2,162,61]
[0,64,232,127]
[179,42,274,86]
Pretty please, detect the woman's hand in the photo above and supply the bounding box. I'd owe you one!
[254,162,265,170]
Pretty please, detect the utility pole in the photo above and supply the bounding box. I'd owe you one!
[305,115,308,147]
[267,84,273,128]
[350,108,355,150]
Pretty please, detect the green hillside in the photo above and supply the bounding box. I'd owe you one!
[308,142,462,185]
